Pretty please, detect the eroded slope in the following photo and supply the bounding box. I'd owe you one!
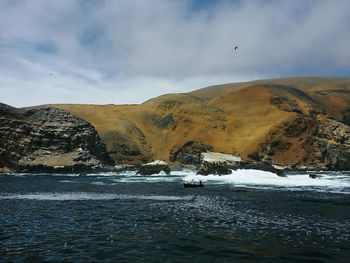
[52,77,350,169]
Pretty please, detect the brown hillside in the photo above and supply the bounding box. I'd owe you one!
[50,77,350,169]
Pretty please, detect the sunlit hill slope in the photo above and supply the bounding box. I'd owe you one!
[52,77,350,169]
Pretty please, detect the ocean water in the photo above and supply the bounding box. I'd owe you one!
[0,170,349,262]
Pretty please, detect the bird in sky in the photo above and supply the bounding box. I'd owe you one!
[234,46,238,50]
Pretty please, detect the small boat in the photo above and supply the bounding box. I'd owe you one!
[183,180,204,188]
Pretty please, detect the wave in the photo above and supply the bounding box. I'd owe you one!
[6,169,195,178]
[85,171,135,177]
[86,169,197,177]
[0,192,193,201]
[183,169,350,193]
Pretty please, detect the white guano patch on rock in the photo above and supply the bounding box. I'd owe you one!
[202,152,241,163]
[144,160,168,166]
[272,164,288,170]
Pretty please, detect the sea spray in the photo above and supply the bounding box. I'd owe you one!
[183,169,350,193]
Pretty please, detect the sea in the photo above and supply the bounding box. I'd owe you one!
[0,169,349,262]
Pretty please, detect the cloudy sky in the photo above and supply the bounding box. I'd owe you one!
[1,0,350,107]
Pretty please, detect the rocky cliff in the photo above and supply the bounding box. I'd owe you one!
[0,103,114,173]
[51,77,350,170]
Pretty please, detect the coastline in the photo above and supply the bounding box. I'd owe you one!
[1,161,348,175]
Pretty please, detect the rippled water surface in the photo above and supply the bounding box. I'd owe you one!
[1,170,350,262]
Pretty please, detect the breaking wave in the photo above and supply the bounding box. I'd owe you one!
[184,169,350,194]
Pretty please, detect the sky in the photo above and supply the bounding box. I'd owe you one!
[1,0,350,107]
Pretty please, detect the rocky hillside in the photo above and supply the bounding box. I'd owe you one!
[0,103,114,173]
[47,77,350,170]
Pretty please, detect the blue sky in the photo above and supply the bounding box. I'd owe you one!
[0,0,350,107]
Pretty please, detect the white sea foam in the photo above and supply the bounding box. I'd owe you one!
[170,169,197,176]
[12,173,26,177]
[183,169,350,193]
[116,176,181,183]
[141,170,168,176]
[88,169,196,177]
[0,192,193,201]
[52,173,81,177]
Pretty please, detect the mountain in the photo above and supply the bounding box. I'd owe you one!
[0,103,114,173]
[49,77,350,170]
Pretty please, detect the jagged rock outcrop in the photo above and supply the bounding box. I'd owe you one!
[0,103,114,173]
[170,141,213,166]
[197,152,241,175]
[342,108,350,126]
[137,160,171,175]
[254,114,350,170]
[311,117,350,170]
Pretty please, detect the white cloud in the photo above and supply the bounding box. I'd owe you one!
[0,0,349,107]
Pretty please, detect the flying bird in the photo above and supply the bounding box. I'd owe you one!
[234,46,238,50]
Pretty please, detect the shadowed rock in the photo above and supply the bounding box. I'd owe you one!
[170,141,213,166]
[197,152,241,175]
[0,103,114,173]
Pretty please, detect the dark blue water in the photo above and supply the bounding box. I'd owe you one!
[0,171,350,262]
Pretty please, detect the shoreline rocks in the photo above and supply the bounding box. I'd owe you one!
[197,152,241,175]
[170,141,213,166]
[14,163,108,174]
[114,164,136,172]
[196,151,287,176]
[0,103,114,173]
[137,160,171,175]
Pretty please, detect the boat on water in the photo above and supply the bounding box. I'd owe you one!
[183,180,204,188]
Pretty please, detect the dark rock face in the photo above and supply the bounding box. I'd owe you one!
[0,103,114,173]
[309,173,321,179]
[197,162,232,175]
[313,118,350,170]
[102,131,144,163]
[152,113,174,129]
[170,141,213,166]
[257,114,350,170]
[270,96,303,114]
[101,119,152,165]
[342,108,350,126]
[270,140,292,153]
[283,117,314,138]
